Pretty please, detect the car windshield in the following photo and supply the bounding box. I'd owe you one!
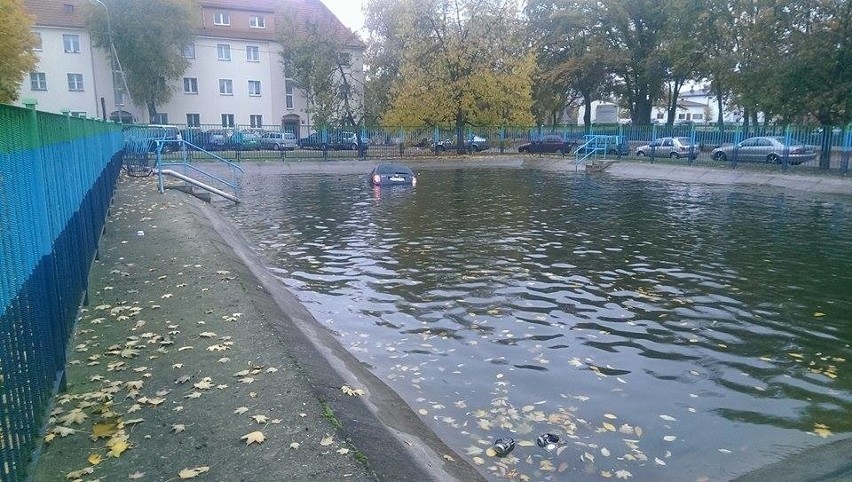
[376,164,413,175]
[674,137,691,144]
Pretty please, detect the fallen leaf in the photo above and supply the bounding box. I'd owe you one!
[289,442,300,449]
[128,471,145,479]
[194,378,214,390]
[178,466,210,479]
[659,414,677,422]
[663,435,677,442]
[320,434,334,446]
[615,469,633,479]
[337,448,350,455]
[66,467,95,478]
[251,415,268,424]
[241,431,265,445]
[172,424,186,433]
[341,385,365,396]
[234,407,249,415]
[107,439,130,457]
[88,453,103,465]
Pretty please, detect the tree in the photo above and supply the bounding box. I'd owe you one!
[279,11,364,129]
[367,0,534,152]
[86,0,196,122]
[0,0,38,104]
[526,0,611,129]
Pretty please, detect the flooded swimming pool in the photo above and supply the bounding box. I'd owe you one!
[224,167,851,481]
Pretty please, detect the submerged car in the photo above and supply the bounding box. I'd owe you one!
[711,136,816,164]
[635,137,699,160]
[369,164,416,186]
[518,134,575,154]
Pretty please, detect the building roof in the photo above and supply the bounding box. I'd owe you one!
[24,0,363,48]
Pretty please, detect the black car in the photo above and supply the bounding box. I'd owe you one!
[518,134,575,154]
[433,135,489,152]
[369,164,416,186]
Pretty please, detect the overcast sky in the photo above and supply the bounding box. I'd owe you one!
[320,0,367,36]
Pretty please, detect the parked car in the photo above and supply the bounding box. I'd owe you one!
[300,131,368,150]
[260,132,298,151]
[574,135,630,156]
[369,163,417,186]
[635,137,699,159]
[433,135,489,152]
[711,136,816,164]
[125,124,181,153]
[518,134,576,154]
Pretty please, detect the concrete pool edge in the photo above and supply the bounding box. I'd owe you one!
[192,193,487,482]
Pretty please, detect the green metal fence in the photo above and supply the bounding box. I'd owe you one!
[0,104,123,481]
[155,122,851,173]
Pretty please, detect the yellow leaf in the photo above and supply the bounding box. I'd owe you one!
[107,439,130,458]
[241,431,265,445]
[44,433,56,443]
[602,422,616,432]
[337,448,350,455]
[615,469,633,479]
[604,413,618,419]
[814,312,825,317]
[473,456,485,465]
[91,422,118,439]
[178,466,210,479]
[66,467,95,479]
[320,434,334,446]
[251,415,268,424]
[87,453,103,465]
[341,385,366,396]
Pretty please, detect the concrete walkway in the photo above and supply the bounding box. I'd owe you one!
[34,176,483,482]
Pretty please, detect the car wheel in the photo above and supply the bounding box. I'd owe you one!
[670,152,679,159]
[321,143,328,151]
[636,151,645,157]
[435,145,445,152]
[713,152,727,162]
[519,147,527,153]
[351,143,358,150]
[767,153,780,164]
[608,149,617,155]
[273,143,281,151]
[471,145,480,153]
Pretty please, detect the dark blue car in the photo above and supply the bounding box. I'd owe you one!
[369,164,416,186]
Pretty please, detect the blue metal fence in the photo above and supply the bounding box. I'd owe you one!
[0,103,123,481]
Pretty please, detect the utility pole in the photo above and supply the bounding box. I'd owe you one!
[90,0,131,117]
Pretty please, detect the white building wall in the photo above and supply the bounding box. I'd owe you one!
[20,27,100,116]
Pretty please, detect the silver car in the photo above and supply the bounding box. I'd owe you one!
[260,132,298,151]
[711,136,816,165]
[635,137,699,160]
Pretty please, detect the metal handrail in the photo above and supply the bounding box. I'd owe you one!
[155,139,244,202]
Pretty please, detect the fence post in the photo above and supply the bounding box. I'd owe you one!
[398,127,405,157]
[782,125,792,171]
[841,126,851,175]
[689,122,696,165]
[650,124,657,163]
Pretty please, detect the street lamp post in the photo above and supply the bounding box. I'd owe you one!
[90,0,130,111]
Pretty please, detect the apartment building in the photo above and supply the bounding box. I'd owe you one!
[18,0,364,135]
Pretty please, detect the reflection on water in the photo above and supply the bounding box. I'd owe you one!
[225,168,851,481]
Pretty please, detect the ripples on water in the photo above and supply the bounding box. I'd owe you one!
[225,168,851,481]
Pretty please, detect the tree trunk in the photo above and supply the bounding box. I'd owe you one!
[583,93,592,132]
[819,124,832,170]
[147,102,157,123]
[455,112,465,155]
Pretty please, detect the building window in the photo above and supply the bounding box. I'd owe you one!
[183,77,198,94]
[70,111,86,118]
[33,32,43,51]
[246,46,259,62]
[678,113,687,120]
[30,72,47,91]
[656,113,664,120]
[213,12,230,26]
[186,113,200,127]
[285,80,294,109]
[63,4,75,14]
[248,80,261,96]
[217,44,231,61]
[693,113,703,120]
[338,52,351,66]
[182,43,195,59]
[218,79,233,95]
[151,113,168,124]
[249,15,265,28]
[221,114,235,128]
[63,34,80,53]
[67,73,84,91]
[250,115,262,128]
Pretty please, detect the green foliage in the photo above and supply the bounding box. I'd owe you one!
[366,0,534,138]
[0,0,38,103]
[86,0,196,120]
[279,13,362,127]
